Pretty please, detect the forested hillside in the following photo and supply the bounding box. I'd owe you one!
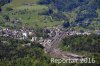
[38,0,100,29]
[0,0,11,11]
[59,34,100,64]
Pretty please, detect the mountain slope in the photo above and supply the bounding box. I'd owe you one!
[0,0,63,29]
[38,0,100,29]
[0,0,100,30]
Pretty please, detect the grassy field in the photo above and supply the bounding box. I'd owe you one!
[3,0,39,8]
[0,0,63,28]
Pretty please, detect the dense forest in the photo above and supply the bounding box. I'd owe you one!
[0,36,97,66]
[0,35,99,66]
[0,36,50,66]
[0,0,11,11]
[60,34,100,52]
[60,34,100,64]
[38,0,100,29]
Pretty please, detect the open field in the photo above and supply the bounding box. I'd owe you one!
[0,0,63,28]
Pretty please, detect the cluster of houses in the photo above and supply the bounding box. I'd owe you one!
[0,25,62,45]
[0,25,100,47]
[39,26,100,48]
[0,27,36,40]
[94,30,100,35]
[39,26,63,46]
[46,26,62,38]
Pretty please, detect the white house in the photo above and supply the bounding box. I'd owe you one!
[31,37,37,42]
[22,32,28,39]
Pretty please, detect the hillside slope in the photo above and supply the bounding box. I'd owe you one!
[38,0,100,30]
[0,0,63,29]
[0,0,100,30]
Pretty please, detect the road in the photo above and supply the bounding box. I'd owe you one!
[44,31,84,59]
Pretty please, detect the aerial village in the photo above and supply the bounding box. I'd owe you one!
[0,25,100,59]
[0,25,100,48]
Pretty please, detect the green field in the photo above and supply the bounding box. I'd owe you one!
[0,0,63,29]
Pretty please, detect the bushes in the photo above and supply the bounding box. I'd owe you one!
[75,9,98,28]
[51,12,67,21]
[6,7,13,11]
[0,8,2,11]
[39,9,53,15]
[60,34,100,52]
[0,36,47,65]
[38,0,52,5]
[0,0,12,7]
[3,15,10,22]
[63,22,70,28]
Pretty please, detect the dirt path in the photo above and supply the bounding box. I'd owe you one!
[44,31,84,59]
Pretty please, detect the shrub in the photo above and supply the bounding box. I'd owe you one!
[6,7,13,11]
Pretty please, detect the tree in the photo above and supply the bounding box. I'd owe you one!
[3,15,10,22]
[38,0,52,5]
[0,8,2,12]
[6,7,13,11]
[63,22,70,28]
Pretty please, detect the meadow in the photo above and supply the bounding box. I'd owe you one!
[0,0,63,29]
